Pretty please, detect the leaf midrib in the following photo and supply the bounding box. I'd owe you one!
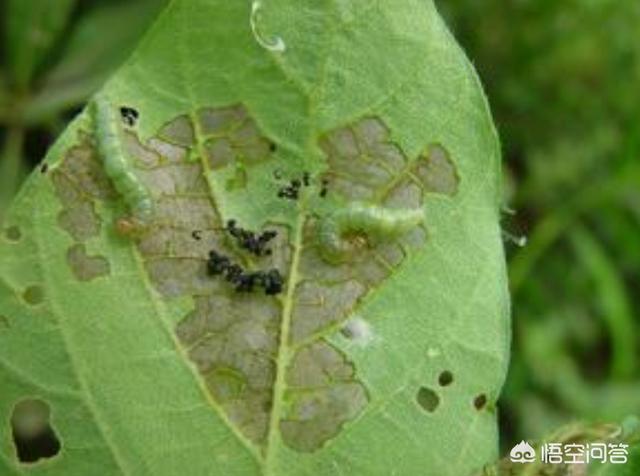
[263,206,307,473]
[137,1,413,471]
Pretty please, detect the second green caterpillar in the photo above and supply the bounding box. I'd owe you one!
[317,202,425,263]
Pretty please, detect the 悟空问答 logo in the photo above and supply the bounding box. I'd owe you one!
[510,441,536,463]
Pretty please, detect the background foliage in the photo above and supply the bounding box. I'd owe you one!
[0,0,638,467]
[441,0,640,452]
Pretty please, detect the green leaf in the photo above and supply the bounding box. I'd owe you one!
[0,1,509,474]
[3,0,76,90]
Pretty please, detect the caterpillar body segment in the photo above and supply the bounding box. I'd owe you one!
[317,202,424,263]
[93,94,153,234]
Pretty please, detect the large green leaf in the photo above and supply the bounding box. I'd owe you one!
[0,1,509,474]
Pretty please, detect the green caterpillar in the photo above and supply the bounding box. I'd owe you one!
[93,94,153,235]
[317,202,424,263]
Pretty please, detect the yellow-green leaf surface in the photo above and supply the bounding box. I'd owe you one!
[0,1,510,474]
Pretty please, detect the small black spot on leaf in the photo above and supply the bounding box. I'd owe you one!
[474,394,488,410]
[438,371,453,387]
[11,399,61,464]
[416,386,439,413]
[40,163,49,174]
[277,178,303,200]
[119,106,139,127]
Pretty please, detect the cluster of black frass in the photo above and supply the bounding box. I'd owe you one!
[206,220,283,296]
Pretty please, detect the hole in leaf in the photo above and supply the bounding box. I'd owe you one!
[23,286,45,305]
[11,399,61,464]
[438,370,453,387]
[474,393,488,410]
[4,226,22,242]
[416,386,439,413]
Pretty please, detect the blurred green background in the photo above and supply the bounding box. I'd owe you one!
[440,0,640,453]
[1,0,638,457]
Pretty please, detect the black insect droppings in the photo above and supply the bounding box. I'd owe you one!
[224,264,244,284]
[119,106,139,127]
[207,250,231,275]
[226,220,277,257]
[206,250,284,295]
[277,179,302,200]
[276,171,317,200]
[191,230,203,241]
[269,142,277,153]
[235,273,258,292]
[277,187,298,200]
[39,163,48,174]
[262,268,284,295]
